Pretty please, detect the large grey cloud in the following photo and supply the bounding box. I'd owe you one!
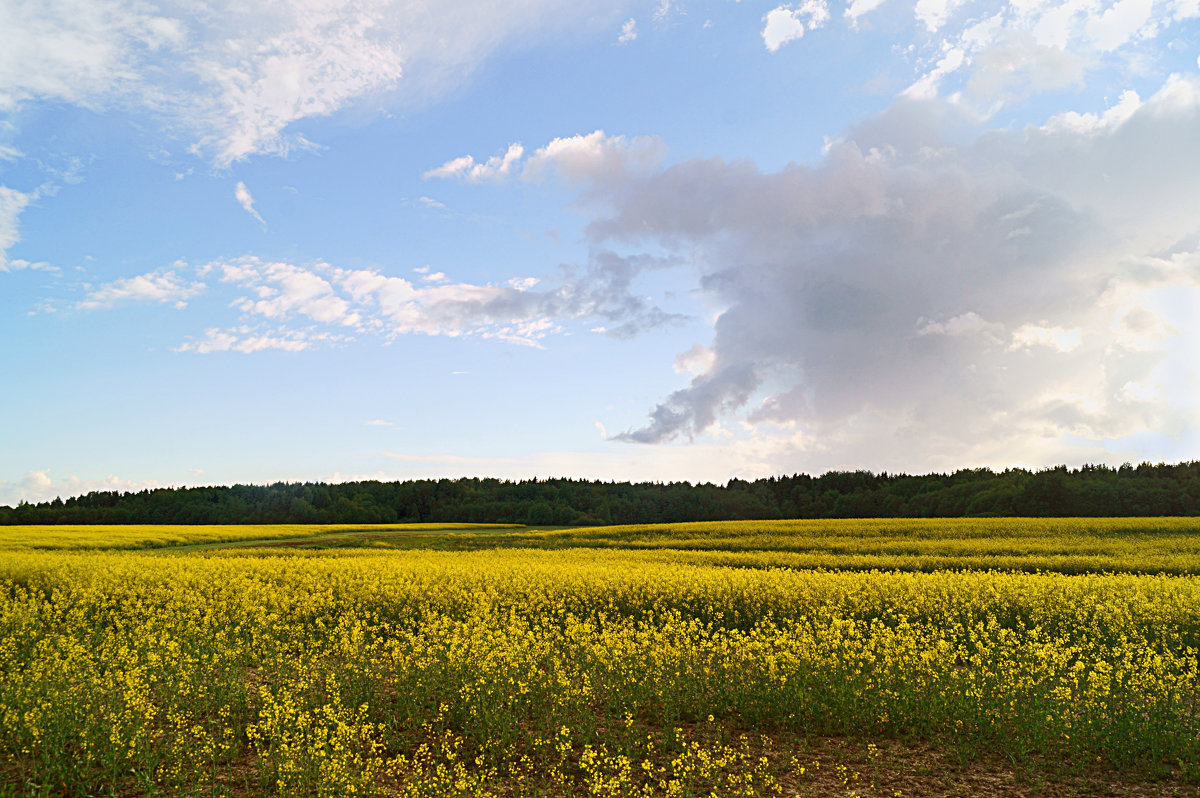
[536,78,1200,467]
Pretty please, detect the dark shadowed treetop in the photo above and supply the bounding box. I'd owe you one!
[2,462,1199,525]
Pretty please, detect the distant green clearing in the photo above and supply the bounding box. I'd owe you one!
[242,516,1200,575]
[0,522,522,552]
[472,517,1200,575]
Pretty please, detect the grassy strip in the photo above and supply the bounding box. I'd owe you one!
[0,523,524,552]
[246,517,1200,575]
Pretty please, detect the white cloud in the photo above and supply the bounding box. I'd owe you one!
[425,130,667,188]
[673,343,717,375]
[172,325,335,354]
[762,7,807,51]
[915,0,968,33]
[845,0,889,26]
[235,181,265,225]
[524,130,667,183]
[1118,380,1160,403]
[619,18,638,43]
[174,328,236,353]
[915,311,1003,338]
[186,17,402,166]
[1,259,55,273]
[0,185,31,271]
[1009,323,1084,352]
[959,28,1086,110]
[1042,88,1142,134]
[1085,0,1156,51]
[0,0,180,113]
[761,2,829,52]
[365,419,394,426]
[423,142,524,182]
[902,46,966,99]
[897,0,1196,114]
[215,259,353,324]
[77,268,204,309]
[1110,297,1179,351]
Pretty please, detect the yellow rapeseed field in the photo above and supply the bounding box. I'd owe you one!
[2,520,1199,796]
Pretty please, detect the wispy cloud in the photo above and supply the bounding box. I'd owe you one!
[77,268,204,310]
[173,325,343,354]
[1009,323,1083,353]
[425,130,666,185]
[423,143,524,182]
[176,249,682,353]
[618,18,637,44]
[0,185,32,271]
[235,181,265,226]
[894,0,1196,114]
[0,1,633,167]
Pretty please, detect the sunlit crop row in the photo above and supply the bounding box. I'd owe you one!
[3,543,1199,795]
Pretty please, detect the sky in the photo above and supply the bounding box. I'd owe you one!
[2,0,1200,505]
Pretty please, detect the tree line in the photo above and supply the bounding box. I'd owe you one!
[3,461,1199,526]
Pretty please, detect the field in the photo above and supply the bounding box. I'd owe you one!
[3,520,1200,796]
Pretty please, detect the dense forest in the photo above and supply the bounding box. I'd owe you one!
[3,461,1200,525]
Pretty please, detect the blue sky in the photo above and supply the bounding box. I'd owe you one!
[3,0,1200,504]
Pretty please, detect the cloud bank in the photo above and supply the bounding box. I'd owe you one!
[471,77,1200,470]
